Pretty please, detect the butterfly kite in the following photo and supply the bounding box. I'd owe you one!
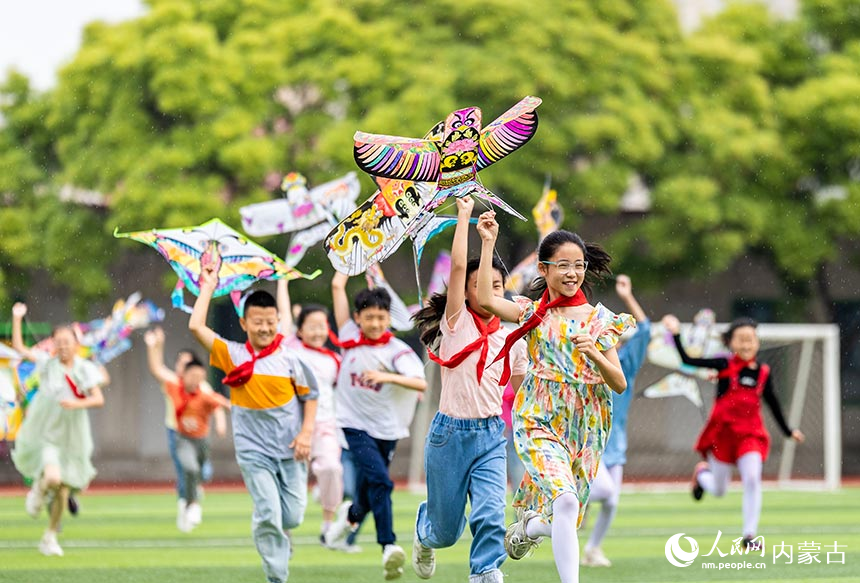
[0,344,22,442]
[643,309,727,413]
[353,96,541,221]
[115,218,320,314]
[506,178,564,294]
[77,292,165,365]
[240,172,361,266]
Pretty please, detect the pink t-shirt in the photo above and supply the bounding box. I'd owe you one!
[437,302,528,419]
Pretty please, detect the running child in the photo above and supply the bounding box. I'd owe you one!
[143,327,226,530]
[10,302,106,557]
[662,314,804,548]
[189,264,318,583]
[475,213,633,583]
[325,272,427,580]
[411,196,528,583]
[581,274,650,567]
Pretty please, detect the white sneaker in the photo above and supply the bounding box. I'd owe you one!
[25,485,44,519]
[504,508,543,560]
[186,502,202,526]
[324,501,355,547]
[382,544,406,580]
[328,539,363,554]
[38,531,63,557]
[412,526,435,579]
[581,545,612,567]
[176,499,188,531]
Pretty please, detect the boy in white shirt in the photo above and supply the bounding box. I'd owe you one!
[326,272,427,580]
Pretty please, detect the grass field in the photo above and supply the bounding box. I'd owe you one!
[1,486,858,583]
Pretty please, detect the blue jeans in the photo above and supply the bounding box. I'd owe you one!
[341,448,362,545]
[343,428,398,548]
[235,450,308,583]
[416,413,507,576]
[166,428,185,499]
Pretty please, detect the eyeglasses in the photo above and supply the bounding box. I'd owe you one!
[540,260,588,274]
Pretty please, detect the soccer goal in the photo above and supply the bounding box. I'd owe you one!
[626,322,842,490]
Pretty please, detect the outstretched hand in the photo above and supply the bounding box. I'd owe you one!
[12,302,27,319]
[456,195,475,216]
[662,314,681,335]
[791,429,805,443]
[615,275,633,299]
[199,263,219,292]
[476,211,498,242]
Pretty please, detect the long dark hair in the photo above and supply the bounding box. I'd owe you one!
[529,230,612,299]
[413,256,506,348]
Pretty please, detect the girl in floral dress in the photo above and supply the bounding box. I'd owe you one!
[475,212,633,583]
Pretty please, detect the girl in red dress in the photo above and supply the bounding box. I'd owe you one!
[663,315,805,548]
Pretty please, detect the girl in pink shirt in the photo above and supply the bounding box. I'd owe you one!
[411,197,528,583]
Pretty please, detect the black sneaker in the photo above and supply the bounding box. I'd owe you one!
[691,462,708,501]
[68,494,79,516]
[743,535,764,552]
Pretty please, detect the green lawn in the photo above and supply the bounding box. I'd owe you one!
[0,486,858,582]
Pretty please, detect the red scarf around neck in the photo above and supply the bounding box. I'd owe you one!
[717,354,757,380]
[302,339,342,373]
[491,288,588,386]
[328,329,393,350]
[427,306,500,383]
[65,374,86,400]
[222,334,284,388]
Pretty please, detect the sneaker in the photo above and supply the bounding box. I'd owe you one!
[186,502,202,527]
[67,494,79,516]
[324,501,355,547]
[38,531,64,557]
[581,545,612,567]
[382,543,406,580]
[176,499,191,533]
[504,509,543,560]
[691,461,708,501]
[328,539,363,554]
[743,535,765,552]
[25,485,43,519]
[412,527,435,579]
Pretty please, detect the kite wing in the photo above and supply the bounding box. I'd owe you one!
[476,96,541,170]
[353,132,442,183]
[532,179,563,240]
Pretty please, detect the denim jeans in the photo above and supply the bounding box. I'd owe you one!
[416,412,507,576]
[166,428,185,499]
[342,428,398,548]
[235,449,308,583]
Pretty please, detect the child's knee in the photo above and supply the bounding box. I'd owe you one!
[552,493,580,518]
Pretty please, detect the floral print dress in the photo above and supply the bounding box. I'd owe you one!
[510,297,634,527]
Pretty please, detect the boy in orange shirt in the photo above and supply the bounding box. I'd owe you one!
[163,358,229,532]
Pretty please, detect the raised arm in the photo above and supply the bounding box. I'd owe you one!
[276,279,294,336]
[188,264,218,352]
[476,212,521,322]
[331,271,351,331]
[662,314,726,369]
[445,196,475,326]
[615,275,646,323]
[144,327,177,385]
[11,303,37,361]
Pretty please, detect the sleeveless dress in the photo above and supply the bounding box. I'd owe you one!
[510,298,634,527]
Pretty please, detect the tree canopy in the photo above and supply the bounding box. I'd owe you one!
[1,0,858,319]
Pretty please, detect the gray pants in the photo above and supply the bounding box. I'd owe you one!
[176,435,209,504]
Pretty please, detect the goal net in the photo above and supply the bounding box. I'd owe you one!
[626,322,841,489]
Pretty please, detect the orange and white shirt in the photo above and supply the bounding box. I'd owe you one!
[210,336,318,458]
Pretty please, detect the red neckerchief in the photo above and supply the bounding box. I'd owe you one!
[302,340,342,373]
[717,354,756,381]
[222,334,285,388]
[65,374,86,400]
[174,380,195,421]
[328,329,393,350]
[427,306,500,383]
[491,288,588,386]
